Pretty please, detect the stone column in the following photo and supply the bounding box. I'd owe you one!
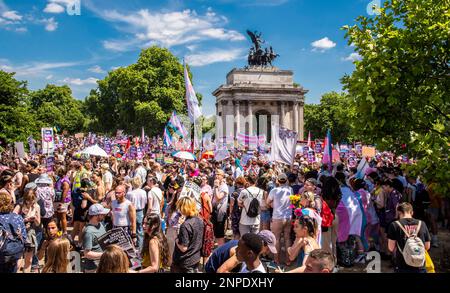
[235,100,240,136]
[248,101,253,135]
[298,102,304,141]
[294,102,299,133]
[281,102,285,128]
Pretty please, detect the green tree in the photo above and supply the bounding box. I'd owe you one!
[304,92,359,142]
[342,0,450,195]
[30,84,86,134]
[0,71,37,144]
[85,46,202,136]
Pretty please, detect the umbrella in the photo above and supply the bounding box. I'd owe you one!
[172,151,196,161]
[80,144,108,157]
[201,151,214,160]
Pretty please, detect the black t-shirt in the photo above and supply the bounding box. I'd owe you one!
[172,216,204,268]
[387,218,431,270]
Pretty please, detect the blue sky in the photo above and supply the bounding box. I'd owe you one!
[0,0,381,115]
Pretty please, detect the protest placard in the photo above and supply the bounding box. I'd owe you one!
[156,153,164,164]
[97,228,141,270]
[362,146,376,158]
[314,143,322,154]
[179,181,202,208]
[14,142,25,158]
[74,133,84,139]
[41,127,55,154]
[164,156,174,164]
[46,155,55,172]
[214,148,230,162]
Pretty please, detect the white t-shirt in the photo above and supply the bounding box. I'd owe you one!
[148,187,163,216]
[238,186,264,226]
[134,166,147,186]
[240,261,266,273]
[126,188,147,210]
[268,185,293,220]
[102,171,113,188]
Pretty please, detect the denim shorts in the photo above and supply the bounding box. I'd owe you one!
[260,210,272,224]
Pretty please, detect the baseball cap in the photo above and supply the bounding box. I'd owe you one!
[88,204,110,216]
[258,230,277,254]
[24,182,37,192]
[277,173,288,182]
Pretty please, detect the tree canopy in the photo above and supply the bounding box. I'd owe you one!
[341,0,450,195]
[85,46,201,136]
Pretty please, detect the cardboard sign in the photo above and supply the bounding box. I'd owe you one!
[362,146,376,158]
[97,228,141,270]
[14,142,25,158]
[332,149,341,162]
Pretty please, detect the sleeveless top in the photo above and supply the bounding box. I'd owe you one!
[141,237,165,271]
[55,176,71,203]
[111,199,132,227]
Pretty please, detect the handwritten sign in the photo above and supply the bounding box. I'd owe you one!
[362,146,376,158]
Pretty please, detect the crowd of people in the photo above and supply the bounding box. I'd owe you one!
[0,135,447,273]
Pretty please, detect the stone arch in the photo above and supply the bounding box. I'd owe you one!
[255,109,272,142]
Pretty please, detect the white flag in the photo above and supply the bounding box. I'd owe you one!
[183,61,202,123]
[270,124,298,165]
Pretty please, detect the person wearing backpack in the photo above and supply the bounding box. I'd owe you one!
[238,174,264,236]
[0,191,26,273]
[387,202,431,273]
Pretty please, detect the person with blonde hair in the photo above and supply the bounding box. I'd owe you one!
[42,237,70,273]
[96,245,130,273]
[171,196,204,273]
[126,176,147,250]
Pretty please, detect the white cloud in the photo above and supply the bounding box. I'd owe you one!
[342,52,362,62]
[15,27,27,32]
[88,65,106,74]
[110,66,121,70]
[46,74,53,80]
[98,8,245,51]
[311,37,336,52]
[219,0,289,6]
[42,17,58,31]
[2,10,22,21]
[0,60,80,77]
[60,77,98,86]
[44,3,65,14]
[186,48,245,67]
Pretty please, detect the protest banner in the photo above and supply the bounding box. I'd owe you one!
[362,146,376,158]
[97,228,141,270]
[74,133,84,139]
[214,148,230,162]
[332,149,341,162]
[14,142,26,158]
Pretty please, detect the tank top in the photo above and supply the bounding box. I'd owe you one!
[111,199,132,227]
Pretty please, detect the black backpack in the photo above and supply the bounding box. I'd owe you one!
[0,216,25,264]
[245,189,261,218]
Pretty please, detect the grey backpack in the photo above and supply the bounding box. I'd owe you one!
[395,220,426,267]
